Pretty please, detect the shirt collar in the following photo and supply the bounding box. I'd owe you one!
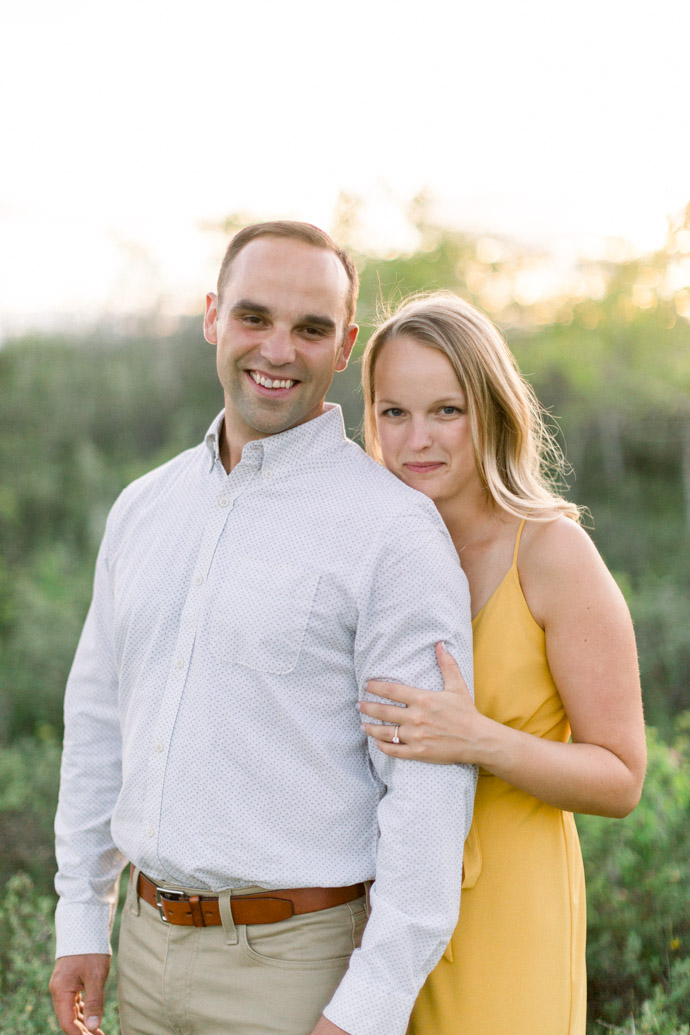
[204,404,347,473]
[204,411,225,471]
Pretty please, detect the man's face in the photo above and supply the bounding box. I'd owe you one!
[204,236,358,454]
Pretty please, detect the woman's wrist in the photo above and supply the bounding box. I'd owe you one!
[470,713,515,773]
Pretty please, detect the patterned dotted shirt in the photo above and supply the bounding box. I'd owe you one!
[55,404,476,1035]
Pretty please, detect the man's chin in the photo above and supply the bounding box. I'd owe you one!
[236,395,327,438]
[241,406,308,438]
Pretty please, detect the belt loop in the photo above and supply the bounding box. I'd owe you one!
[130,866,141,916]
[218,889,238,945]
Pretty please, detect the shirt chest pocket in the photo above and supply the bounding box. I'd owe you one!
[208,563,320,675]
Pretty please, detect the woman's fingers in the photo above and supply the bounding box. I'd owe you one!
[436,642,471,696]
[358,699,407,722]
[366,649,472,707]
[365,680,421,705]
[362,720,399,741]
[361,722,414,757]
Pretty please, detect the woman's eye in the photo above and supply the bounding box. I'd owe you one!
[440,405,461,416]
[381,407,404,418]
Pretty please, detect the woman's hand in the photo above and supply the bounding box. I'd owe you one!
[359,643,488,765]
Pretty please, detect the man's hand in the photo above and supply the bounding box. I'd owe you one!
[310,1016,351,1035]
[49,953,111,1035]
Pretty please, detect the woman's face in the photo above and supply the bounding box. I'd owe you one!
[373,334,480,510]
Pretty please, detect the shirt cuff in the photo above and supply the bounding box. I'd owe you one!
[323,972,414,1035]
[54,898,115,958]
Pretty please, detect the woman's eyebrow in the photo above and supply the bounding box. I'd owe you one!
[377,395,465,405]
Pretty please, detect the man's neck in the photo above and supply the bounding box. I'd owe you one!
[218,404,333,474]
[218,419,265,474]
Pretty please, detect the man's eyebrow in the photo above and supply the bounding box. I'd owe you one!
[300,313,336,331]
[229,301,336,331]
[230,299,272,316]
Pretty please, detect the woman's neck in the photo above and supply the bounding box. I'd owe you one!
[436,489,499,555]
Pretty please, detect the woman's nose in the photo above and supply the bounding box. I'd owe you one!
[407,421,433,451]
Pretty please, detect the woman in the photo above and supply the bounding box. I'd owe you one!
[358,293,646,1034]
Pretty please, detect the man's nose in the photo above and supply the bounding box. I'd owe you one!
[260,326,296,366]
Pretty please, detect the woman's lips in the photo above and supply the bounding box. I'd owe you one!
[403,462,445,473]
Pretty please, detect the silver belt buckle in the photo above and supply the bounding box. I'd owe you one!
[155,886,186,923]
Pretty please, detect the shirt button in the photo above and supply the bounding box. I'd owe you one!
[154,741,164,753]
[175,657,185,670]
[146,825,155,838]
[219,495,229,507]
[193,574,204,586]
[263,468,273,479]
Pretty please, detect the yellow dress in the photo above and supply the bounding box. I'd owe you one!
[408,521,586,1034]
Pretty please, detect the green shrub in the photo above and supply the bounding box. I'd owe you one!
[0,872,120,1034]
[591,959,690,1034]
[627,576,690,726]
[0,546,94,740]
[0,732,62,890]
[579,720,690,1030]
[632,957,690,1034]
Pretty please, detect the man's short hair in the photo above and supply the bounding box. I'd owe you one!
[217,221,359,326]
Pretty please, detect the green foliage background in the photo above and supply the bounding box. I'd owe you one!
[0,211,688,1031]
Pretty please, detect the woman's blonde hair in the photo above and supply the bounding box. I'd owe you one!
[362,292,581,523]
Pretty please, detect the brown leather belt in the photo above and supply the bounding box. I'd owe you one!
[136,872,366,927]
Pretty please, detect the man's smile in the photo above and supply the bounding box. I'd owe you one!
[247,369,300,393]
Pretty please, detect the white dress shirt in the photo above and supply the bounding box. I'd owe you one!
[55,404,476,1035]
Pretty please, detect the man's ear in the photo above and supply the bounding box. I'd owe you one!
[335,324,359,372]
[203,292,219,345]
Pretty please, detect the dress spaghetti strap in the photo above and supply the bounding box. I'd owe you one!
[512,518,527,567]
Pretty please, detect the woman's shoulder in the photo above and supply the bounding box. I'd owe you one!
[517,513,616,626]
[520,513,598,566]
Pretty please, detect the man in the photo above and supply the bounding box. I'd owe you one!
[50,221,476,1035]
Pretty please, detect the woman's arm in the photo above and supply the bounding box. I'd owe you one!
[359,519,646,818]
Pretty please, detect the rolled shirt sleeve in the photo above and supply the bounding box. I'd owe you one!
[324,510,477,1035]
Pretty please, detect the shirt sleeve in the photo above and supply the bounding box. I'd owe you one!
[54,522,127,957]
[323,507,477,1035]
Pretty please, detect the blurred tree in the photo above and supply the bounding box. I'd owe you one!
[0,208,687,737]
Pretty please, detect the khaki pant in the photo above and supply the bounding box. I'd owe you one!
[118,871,368,1035]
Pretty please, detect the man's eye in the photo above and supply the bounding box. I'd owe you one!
[242,314,264,326]
[301,326,326,338]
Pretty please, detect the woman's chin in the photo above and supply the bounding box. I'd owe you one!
[401,474,441,502]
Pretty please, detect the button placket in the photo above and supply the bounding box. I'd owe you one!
[142,486,236,860]
[140,452,263,872]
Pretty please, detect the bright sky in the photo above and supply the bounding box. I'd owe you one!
[1,0,689,336]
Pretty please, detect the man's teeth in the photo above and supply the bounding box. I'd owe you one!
[250,372,295,390]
